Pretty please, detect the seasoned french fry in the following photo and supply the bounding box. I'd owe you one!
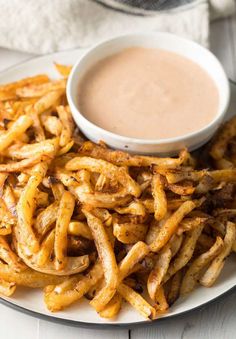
[16,162,48,254]
[118,283,156,319]
[83,209,119,312]
[164,224,204,282]
[54,191,75,270]
[149,201,197,253]
[200,222,236,287]
[167,270,182,306]
[66,156,141,197]
[44,261,103,311]
[37,229,55,267]
[79,141,188,168]
[0,115,32,153]
[147,245,172,300]
[154,286,169,313]
[16,79,66,98]
[119,241,149,281]
[181,236,224,294]
[57,106,74,147]
[34,90,64,114]
[152,174,167,221]
[99,293,122,319]
[0,262,66,288]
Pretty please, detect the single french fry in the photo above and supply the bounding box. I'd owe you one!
[147,245,172,300]
[54,191,75,270]
[200,222,236,287]
[119,241,149,281]
[0,115,32,153]
[99,293,122,319]
[83,209,119,312]
[44,261,103,311]
[118,283,156,319]
[152,173,167,221]
[181,236,224,294]
[164,224,204,283]
[149,201,197,253]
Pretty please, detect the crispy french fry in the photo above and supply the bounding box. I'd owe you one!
[0,74,49,92]
[16,162,48,254]
[83,209,119,312]
[181,236,224,294]
[154,286,169,313]
[164,224,204,283]
[118,283,156,319]
[41,115,62,136]
[149,201,197,253]
[37,229,55,267]
[66,156,141,197]
[167,270,182,306]
[0,262,66,288]
[152,174,167,221]
[0,115,32,153]
[119,241,149,281]
[200,222,236,287]
[34,90,64,114]
[16,79,66,98]
[147,245,172,300]
[55,191,75,270]
[44,261,103,311]
[99,293,122,318]
[79,141,188,168]
[57,106,74,147]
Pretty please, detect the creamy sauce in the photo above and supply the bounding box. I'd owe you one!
[78,47,219,139]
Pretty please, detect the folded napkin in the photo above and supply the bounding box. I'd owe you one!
[0,0,234,54]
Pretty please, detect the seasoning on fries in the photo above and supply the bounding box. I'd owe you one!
[0,66,235,320]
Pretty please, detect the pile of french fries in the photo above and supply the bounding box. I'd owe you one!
[0,64,235,320]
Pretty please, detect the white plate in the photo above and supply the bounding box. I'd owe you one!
[0,50,236,327]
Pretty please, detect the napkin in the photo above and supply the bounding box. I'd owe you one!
[0,0,234,54]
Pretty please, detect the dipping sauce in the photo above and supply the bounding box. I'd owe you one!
[78,47,219,139]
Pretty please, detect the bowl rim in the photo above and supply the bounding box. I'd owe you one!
[67,32,230,146]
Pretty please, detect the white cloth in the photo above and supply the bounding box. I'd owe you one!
[0,0,234,54]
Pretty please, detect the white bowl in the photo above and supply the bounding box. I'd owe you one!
[67,32,230,155]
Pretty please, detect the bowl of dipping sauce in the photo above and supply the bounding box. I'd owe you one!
[67,33,230,155]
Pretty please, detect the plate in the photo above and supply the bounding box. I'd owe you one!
[0,50,236,327]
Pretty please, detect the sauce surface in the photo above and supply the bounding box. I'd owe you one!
[78,47,219,139]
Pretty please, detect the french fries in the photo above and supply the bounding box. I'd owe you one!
[83,209,119,312]
[0,70,236,321]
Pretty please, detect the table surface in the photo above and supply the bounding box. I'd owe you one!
[0,14,236,339]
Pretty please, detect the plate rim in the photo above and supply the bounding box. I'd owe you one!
[1,284,236,329]
[0,51,235,328]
